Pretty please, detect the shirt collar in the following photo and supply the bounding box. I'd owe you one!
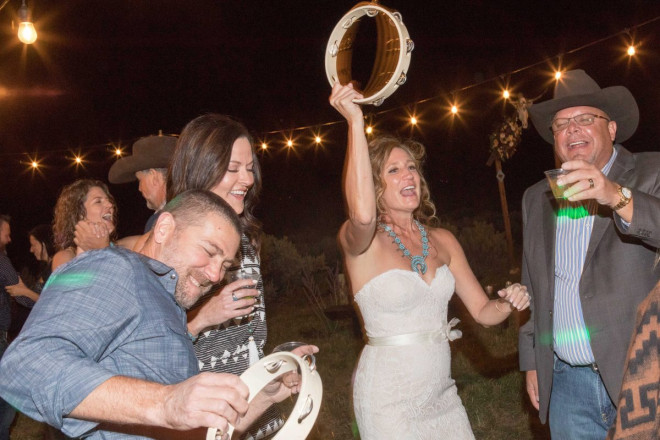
[602,145,618,176]
[137,253,179,295]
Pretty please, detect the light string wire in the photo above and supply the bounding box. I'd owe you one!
[2,14,659,163]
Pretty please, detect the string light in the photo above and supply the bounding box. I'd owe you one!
[625,28,636,56]
[4,15,660,169]
[17,0,38,45]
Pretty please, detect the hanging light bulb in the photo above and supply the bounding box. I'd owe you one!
[17,0,37,44]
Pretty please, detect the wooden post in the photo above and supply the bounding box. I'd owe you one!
[494,157,516,271]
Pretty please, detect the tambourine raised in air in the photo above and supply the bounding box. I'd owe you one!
[325,1,414,106]
[206,351,323,440]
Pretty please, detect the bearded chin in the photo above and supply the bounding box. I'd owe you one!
[174,282,212,310]
[174,286,193,310]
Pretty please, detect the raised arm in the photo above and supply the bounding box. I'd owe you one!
[330,83,377,256]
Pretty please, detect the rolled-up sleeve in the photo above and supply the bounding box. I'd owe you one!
[0,252,140,437]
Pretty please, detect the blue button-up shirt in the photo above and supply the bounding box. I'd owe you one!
[553,147,618,365]
[0,247,198,439]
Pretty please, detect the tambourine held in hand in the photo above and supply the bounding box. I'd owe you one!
[325,2,414,106]
[206,351,323,440]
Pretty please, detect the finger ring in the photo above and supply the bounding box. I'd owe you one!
[588,178,594,189]
[232,293,238,301]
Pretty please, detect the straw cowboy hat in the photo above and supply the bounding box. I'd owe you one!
[109,135,177,184]
[529,69,639,144]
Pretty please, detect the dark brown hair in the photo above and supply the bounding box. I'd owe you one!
[167,114,262,247]
[52,179,118,251]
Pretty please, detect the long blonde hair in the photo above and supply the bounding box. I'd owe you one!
[368,135,438,226]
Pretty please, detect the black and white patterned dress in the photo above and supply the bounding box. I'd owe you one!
[193,234,283,439]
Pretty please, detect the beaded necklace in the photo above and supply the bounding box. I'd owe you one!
[379,219,429,274]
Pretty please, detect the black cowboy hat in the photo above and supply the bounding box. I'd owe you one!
[109,135,177,184]
[529,69,639,144]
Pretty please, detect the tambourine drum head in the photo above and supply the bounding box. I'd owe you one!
[325,2,413,106]
[336,17,378,94]
[206,352,322,440]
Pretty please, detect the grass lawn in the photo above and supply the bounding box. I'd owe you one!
[8,294,550,440]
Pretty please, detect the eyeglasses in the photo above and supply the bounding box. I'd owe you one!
[550,113,610,133]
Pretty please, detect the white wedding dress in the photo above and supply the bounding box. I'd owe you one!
[353,265,475,439]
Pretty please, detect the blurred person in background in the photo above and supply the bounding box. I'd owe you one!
[0,215,19,440]
[108,134,177,233]
[6,224,55,305]
[51,179,117,271]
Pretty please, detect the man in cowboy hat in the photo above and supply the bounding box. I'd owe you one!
[109,133,178,232]
[519,69,660,438]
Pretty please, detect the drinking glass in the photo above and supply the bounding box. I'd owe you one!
[544,168,569,199]
[227,269,261,321]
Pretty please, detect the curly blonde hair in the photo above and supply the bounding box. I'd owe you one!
[368,135,438,226]
[52,179,117,251]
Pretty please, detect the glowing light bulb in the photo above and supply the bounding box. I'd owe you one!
[555,71,562,80]
[502,90,510,99]
[17,2,37,44]
[366,126,373,134]
[261,142,268,150]
[451,105,458,114]
[627,45,635,56]
[410,116,417,125]
[315,136,321,144]
[286,140,293,147]
[31,161,38,169]
[18,22,37,44]
[115,148,122,156]
[74,156,82,164]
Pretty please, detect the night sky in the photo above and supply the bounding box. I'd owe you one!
[1,0,660,269]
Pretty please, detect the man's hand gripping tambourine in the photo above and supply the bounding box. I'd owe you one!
[206,348,322,440]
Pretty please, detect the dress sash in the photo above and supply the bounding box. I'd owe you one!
[367,318,462,346]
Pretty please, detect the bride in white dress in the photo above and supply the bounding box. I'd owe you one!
[329,83,531,439]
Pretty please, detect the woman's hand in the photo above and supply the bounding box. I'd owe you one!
[329,82,364,124]
[262,345,320,404]
[6,277,31,297]
[74,220,110,251]
[497,283,531,311]
[187,279,258,337]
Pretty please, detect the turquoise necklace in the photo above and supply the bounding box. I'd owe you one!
[379,220,429,274]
